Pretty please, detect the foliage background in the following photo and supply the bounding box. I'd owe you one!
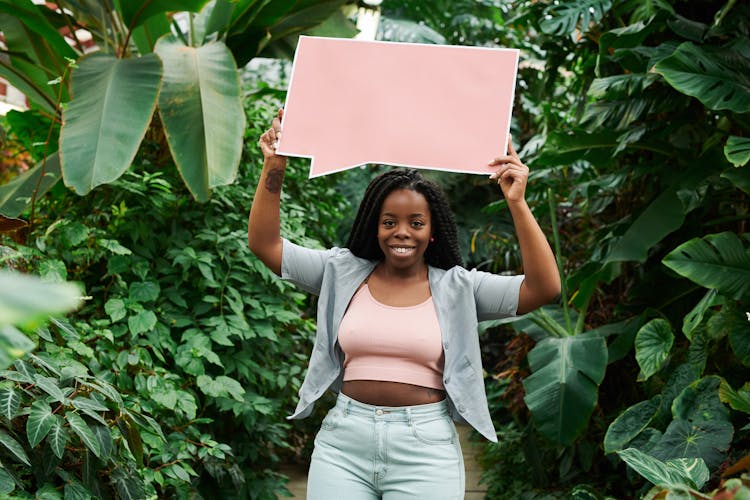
[1,0,750,498]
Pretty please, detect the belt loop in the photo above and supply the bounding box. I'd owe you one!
[406,407,413,426]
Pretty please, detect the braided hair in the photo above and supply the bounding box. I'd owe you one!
[346,168,463,270]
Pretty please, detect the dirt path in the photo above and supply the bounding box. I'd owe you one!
[278,424,488,499]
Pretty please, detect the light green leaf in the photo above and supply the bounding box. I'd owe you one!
[66,412,101,458]
[155,36,245,202]
[0,428,30,465]
[635,319,674,381]
[725,136,750,167]
[27,400,54,448]
[0,271,81,331]
[197,375,245,401]
[653,42,750,113]
[128,310,157,335]
[0,387,20,421]
[604,397,661,454]
[105,298,127,323]
[617,448,706,489]
[59,53,162,195]
[129,281,160,303]
[719,379,750,413]
[48,414,69,459]
[98,239,132,256]
[0,153,61,218]
[523,335,608,445]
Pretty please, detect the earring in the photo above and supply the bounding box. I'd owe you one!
[430,237,435,243]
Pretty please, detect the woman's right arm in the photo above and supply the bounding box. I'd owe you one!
[248,109,285,275]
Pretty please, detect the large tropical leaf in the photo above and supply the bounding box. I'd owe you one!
[540,0,612,37]
[653,42,750,113]
[114,0,210,29]
[635,319,674,381]
[662,232,750,300]
[650,418,733,469]
[155,36,245,202]
[523,334,608,445]
[719,379,750,414]
[617,448,709,490]
[604,397,661,454]
[672,376,729,423]
[60,53,162,195]
[725,136,750,167]
[0,153,61,218]
[606,189,689,264]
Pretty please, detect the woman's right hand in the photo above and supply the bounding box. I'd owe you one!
[258,108,284,160]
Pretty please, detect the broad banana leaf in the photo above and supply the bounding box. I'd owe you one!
[59,53,162,195]
[523,334,607,445]
[155,36,244,202]
[114,0,209,29]
[0,153,61,218]
[662,232,750,300]
[654,42,750,113]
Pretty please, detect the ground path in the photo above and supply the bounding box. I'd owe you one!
[278,424,488,499]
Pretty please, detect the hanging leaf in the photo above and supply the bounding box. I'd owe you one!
[635,319,675,381]
[0,387,21,421]
[155,36,245,202]
[653,42,750,113]
[66,412,101,458]
[663,232,750,300]
[523,334,607,445]
[48,414,69,459]
[617,447,709,490]
[26,400,54,448]
[604,397,661,454]
[59,53,162,195]
[0,428,30,466]
[725,136,750,167]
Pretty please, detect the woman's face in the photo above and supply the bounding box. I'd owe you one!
[377,189,432,270]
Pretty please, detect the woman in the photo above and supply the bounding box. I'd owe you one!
[248,109,560,499]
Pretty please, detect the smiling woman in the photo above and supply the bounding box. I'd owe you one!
[247,109,561,499]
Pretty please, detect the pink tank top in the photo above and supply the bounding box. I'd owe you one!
[337,284,445,390]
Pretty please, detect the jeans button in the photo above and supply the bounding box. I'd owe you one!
[375,409,383,416]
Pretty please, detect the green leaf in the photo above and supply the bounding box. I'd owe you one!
[725,136,750,167]
[59,53,162,195]
[48,414,69,459]
[155,36,245,202]
[606,189,688,263]
[0,428,30,465]
[663,232,750,300]
[635,319,675,381]
[129,281,160,302]
[196,374,245,401]
[719,379,750,413]
[104,299,127,323]
[66,412,101,458]
[722,165,750,195]
[650,418,733,469]
[0,387,20,421]
[193,0,236,44]
[34,375,68,403]
[131,12,171,54]
[27,400,54,448]
[604,397,661,454]
[111,464,147,500]
[653,42,750,113]
[0,153,61,218]
[682,289,722,340]
[617,448,707,490]
[540,0,612,37]
[128,310,157,335]
[115,0,209,29]
[672,376,729,423]
[0,270,82,331]
[0,467,15,495]
[523,335,608,445]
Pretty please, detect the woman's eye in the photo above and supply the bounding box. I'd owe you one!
[411,221,425,228]
[382,220,395,227]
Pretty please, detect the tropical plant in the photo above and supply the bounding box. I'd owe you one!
[0,0,355,209]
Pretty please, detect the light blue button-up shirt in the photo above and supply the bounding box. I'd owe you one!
[281,238,524,442]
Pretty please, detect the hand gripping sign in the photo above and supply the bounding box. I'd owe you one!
[276,36,519,178]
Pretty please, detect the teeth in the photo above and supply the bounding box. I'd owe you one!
[393,247,411,254]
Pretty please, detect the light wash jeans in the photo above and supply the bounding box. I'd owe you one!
[307,393,465,499]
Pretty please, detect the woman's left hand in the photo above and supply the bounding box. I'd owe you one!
[488,135,529,203]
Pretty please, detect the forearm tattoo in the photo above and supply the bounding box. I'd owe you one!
[265,168,284,194]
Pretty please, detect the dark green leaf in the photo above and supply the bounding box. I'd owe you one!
[0,428,30,465]
[650,418,733,469]
[66,412,101,458]
[604,397,661,454]
[27,400,54,448]
[48,414,68,459]
[0,387,20,421]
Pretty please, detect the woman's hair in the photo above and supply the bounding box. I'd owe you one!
[346,168,463,269]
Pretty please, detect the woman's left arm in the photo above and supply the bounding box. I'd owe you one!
[489,136,561,314]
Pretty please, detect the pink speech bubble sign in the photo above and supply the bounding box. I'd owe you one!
[276,36,519,178]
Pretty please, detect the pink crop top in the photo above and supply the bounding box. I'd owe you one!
[337,284,445,390]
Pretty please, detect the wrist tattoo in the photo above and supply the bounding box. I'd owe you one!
[265,168,284,194]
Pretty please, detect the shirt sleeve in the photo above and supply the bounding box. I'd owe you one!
[280,238,339,295]
[471,270,525,321]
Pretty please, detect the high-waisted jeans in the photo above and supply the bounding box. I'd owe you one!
[306,393,465,499]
